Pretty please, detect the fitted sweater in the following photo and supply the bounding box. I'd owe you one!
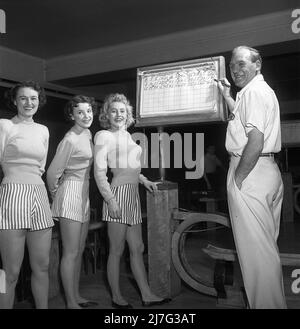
[94,130,147,202]
[47,128,93,198]
[0,116,49,185]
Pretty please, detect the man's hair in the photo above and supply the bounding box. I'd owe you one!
[232,46,262,67]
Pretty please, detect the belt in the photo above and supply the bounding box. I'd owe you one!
[259,153,274,157]
[229,152,274,157]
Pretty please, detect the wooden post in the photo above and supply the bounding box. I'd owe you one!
[146,180,181,298]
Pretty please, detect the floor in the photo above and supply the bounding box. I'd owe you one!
[14,219,300,310]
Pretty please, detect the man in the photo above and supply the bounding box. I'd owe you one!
[217,46,286,308]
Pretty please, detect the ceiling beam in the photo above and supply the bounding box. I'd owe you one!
[0,45,45,82]
[45,10,298,82]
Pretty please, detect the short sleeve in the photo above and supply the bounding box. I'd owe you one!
[240,88,267,136]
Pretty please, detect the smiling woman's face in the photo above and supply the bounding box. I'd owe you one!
[71,102,93,130]
[14,87,39,119]
[108,101,127,131]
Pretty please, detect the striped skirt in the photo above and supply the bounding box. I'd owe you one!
[103,184,142,226]
[51,179,90,223]
[0,183,54,231]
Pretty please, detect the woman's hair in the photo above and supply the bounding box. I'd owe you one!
[64,95,98,122]
[98,93,135,129]
[5,80,47,111]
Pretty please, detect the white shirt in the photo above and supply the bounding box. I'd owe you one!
[226,74,281,156]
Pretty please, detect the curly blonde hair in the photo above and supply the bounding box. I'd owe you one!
[99,93,135,129]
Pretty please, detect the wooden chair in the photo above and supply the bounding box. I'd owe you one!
[82,208,107,274]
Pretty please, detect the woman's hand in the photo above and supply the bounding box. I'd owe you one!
[107,198,122,219]
[143,180,158,194]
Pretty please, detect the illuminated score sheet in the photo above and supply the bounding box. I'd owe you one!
[136,56,227,126]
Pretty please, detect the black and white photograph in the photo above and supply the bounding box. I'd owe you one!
[0,0,300,317]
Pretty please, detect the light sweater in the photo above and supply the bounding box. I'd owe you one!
[0,116,49,185]
[94,130,147,202]
[46,128,93,197]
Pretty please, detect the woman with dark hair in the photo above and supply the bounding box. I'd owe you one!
[47,95,98,309]
[94,93,170,308]
[0,80,54,308]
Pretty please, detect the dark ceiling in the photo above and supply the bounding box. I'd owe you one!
[0,0,298,59]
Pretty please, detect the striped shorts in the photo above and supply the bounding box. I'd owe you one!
[103,184,142,226]
[51,180,90,223]
[0,183,54,231]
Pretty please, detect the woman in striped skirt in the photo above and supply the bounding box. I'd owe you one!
[94,93,170,308]
[0,81,54,308]
[47,95,98,309]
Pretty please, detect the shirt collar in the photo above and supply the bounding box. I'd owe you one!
[236,73,264,99]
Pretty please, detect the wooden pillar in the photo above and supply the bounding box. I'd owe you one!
[146,180,181,298]
[282,172,294,222]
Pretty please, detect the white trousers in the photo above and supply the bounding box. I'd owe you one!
[227,156,287,309]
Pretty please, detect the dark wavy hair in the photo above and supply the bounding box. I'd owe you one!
[5,80,47,112]
[99,93,135,129]
[64,95,98,122]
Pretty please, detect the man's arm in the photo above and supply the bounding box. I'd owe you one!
[234,127,264,189]
[216,78,235,113]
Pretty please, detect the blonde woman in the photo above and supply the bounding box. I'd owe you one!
[94,93,171,308]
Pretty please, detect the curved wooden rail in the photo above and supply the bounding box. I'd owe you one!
[171,211,231,297]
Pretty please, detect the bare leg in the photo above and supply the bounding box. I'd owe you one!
[126,224,163,302]
[0,230,26,309]
[26,227,52,309]
[59,218,82,309]
[74,220,90,304]
[107,222,127,305]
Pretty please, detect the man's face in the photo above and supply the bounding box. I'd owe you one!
[229,48,261,88]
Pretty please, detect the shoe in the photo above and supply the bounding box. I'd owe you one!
[78,301,98,308]
[112,301,133,309]
[141,298,172,307]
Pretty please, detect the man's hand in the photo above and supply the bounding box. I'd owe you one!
[234,172,243,190]
[215,78,235,113]
[234,128,264,190]
[215,78,231,98]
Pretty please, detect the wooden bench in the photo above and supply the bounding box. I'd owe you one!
[203,244,300,266]
[202,244,300,308]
